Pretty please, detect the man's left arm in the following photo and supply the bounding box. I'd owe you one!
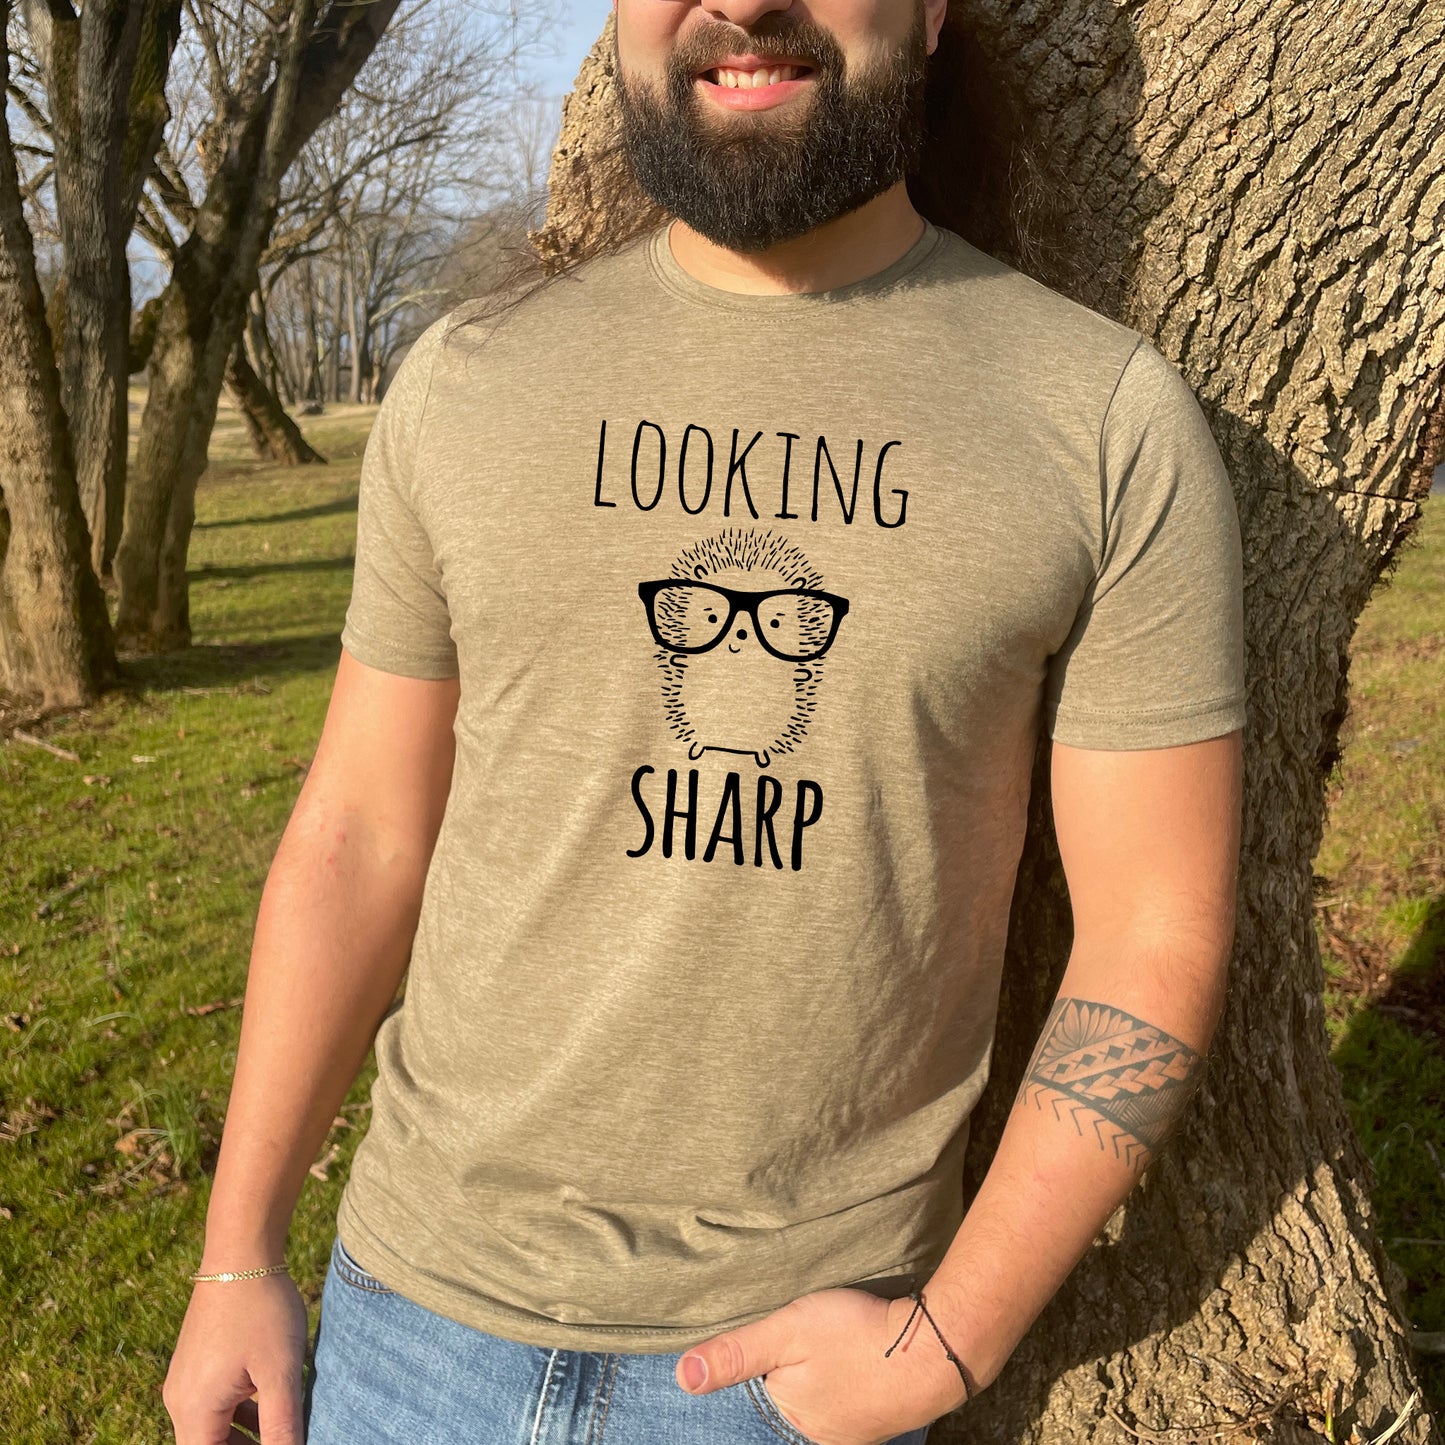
[916,727,1243,1401]
[674,729,1243,1443]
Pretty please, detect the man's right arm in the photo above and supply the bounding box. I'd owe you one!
[196,646,460,1273]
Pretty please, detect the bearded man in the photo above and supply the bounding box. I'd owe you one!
[163,5,1246,1444]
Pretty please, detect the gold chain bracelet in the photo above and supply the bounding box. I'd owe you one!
[190,1263,291,1283]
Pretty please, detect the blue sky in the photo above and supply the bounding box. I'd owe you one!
[516,2,617,208]
[531,2,613,115]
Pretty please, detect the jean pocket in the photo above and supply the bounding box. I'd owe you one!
[744,1374,828,1445]
[330,1233,398,1296]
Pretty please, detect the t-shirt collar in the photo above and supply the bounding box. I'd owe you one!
[646,215,944,314]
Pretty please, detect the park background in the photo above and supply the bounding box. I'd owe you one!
[1,2,1441,1439]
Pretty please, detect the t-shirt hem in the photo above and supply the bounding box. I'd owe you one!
[1044,693,1247,749]
[339,626,459,680]
[335,1188,937,1355]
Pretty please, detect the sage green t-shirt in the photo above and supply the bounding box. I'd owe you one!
[333,217,1246,1352]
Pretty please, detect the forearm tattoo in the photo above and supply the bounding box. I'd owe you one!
[1014,997,1204,1171]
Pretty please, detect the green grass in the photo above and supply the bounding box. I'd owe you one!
[1,396,1441,1439]
[1316,496,1445,1423]
[2,394,376,1442]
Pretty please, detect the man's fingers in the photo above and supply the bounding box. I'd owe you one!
[678,1307,800,1393]
[231,1395,259,1433]
[254,1371,305,1445]
[169,1402,261,1445]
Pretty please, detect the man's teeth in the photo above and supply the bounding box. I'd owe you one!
[708,65,806,88]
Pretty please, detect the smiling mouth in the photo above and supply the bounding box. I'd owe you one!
[696,63,816,89]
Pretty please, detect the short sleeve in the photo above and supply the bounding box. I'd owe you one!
[339,318,460,679]
[1042,338,1246,749]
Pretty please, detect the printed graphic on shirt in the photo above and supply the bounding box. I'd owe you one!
[626,528,842,872]
[637,527,850,768]
[592,417,910,529]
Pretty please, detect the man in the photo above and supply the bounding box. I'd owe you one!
[163,2,1245,1443]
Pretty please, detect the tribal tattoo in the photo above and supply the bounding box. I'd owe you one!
[1014,997,1204,1172]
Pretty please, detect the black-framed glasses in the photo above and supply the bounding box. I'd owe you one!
[638,579,850,662]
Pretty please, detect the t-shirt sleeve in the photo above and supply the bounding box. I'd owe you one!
[339,318,460,680]
[1042,336,1247,749]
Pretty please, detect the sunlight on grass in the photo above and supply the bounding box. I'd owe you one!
[1317,497,1444,1415]
[2,397,377,1442]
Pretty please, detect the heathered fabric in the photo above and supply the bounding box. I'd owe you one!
[333,217,1247,1352]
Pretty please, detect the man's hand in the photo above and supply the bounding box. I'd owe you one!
[674,1283,970,1445]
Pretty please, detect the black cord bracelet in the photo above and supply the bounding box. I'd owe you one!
[882,1288,972,1404]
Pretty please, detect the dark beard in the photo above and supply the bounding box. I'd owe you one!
[614,8,930,253]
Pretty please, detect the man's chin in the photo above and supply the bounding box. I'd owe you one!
[664,200,846,253]
[683,95,816,145]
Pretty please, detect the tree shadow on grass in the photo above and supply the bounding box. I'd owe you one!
[114,632,343,695]
[188,554,355,583]
[1383,893,1445,1031]
[193,495,357,530]
[1329,891,1445,1424]
[1328,892,1445,1051]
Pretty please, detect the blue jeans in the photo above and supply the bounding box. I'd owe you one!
[303,1233,933,1445]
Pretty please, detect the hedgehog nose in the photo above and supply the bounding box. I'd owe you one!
[736,628,748,641]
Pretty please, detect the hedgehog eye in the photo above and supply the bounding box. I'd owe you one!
[649,582,732,651]
[755,593,839,659]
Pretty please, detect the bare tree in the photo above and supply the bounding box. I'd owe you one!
[430,89,560,316]
[0,0,182,707]
[249,2,557,428]
[533,8,1443,1444]
[0,0,563,695]
[109,0,398,651]
[28,1,183,584]
[111,0,559,650]
[223,329,324,464]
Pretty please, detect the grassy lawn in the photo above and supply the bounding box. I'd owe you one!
[1316,490,1445,1419]
[1,395,376,1442]
[1,397,1441,1440]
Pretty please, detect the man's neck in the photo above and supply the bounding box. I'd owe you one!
[665,184,927,296]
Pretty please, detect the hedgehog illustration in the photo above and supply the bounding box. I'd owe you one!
[638,527,850,767]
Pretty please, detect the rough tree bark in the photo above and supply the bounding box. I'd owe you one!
[25,0,183,585]
[113,0,402,653]
[0,6,115,708]
[224,338,325,465]
[539,6,1443,1442]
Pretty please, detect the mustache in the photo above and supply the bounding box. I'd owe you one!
[667,21,842,78]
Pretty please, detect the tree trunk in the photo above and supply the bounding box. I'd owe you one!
[224,337,325,465]
[44,1,142,590]
[0,10,116,708]
[113,0,403,653]
[346,256,363,403]
[367,344,381,406]
[105,0,184,582]
[250,288,292,406]
[326,258,344,402]
[34,0,182,587]
[264,323,291,406]
[129,293,164,375]
[302,260,322,403]
[543,7,1443,1442]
